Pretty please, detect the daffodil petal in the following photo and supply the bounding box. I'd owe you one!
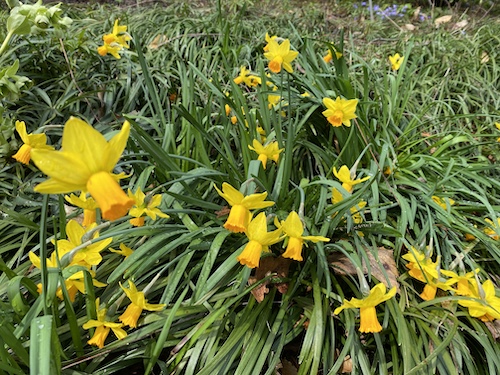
[31,149,91,189]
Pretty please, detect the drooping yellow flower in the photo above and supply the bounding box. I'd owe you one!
[65,192,100,227]
[275,211,329,261]
[388,53,404,71]
[484,217,500,240]
[83,298,127,349]
[332,165,370,193]
[28,220,111,270]
[119,281,166,328]
[323,48,342,63]
[238,212,283,268]
[12,121,53,165]
[457,279,500,322]
[56,219,113,268]
[440,268,480,296]
[264,38,299,74]
[97,43,122,59]
[30,117,134,221]
[127,187,169,227]
[431,196,455,210]
[334,283,397,333]
[109,243,134,258]
[402,247,454,301]
[248,139,283,169]
[97,20,131,59]
[214,182,275,233]
[233,66,261,87]
[322,97,358,127]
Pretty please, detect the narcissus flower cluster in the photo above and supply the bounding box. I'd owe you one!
[215,183,329,268]
[403,247,500,322]
[97,20,131,59]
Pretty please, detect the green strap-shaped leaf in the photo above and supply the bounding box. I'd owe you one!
[29,315,54,375]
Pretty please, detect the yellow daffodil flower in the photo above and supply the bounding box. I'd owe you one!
[225,104,231,116]
[388,53,404,71]
[440,268,480,296]
[322,97,358,127]
[109,243,134,258]
[97,20,131,59]
[30,117,134,221]
[457,279,500,322]
[238,212,283,268]
[56,220,112,268]
[12,121,53,165]
[264,38,299,74]
[83,298,127,348]
[97,43,122,59]
[484,217,500,240]
[127,187,169,227]
[65,192,99,227]
[431,196,455,210]
[274,211,329,261]
[333,165,370,193]
[495,122,500,142]
[334,283,397,333]
[119,281,166,328]
[233,66,261,87]
[402,247,454,300]
[214,182,275,233]
[323,48,342,63]
[248,139,283,169]
[263,32,277,52]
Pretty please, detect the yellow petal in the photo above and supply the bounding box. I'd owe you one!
[105,121,131,172]
[62,117,108,173]
[31,149,91,190]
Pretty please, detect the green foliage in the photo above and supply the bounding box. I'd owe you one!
[0,1,500,374]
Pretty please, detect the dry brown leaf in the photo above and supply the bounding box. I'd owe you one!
[452,19,468,30]
[485,320,500,340]
[434,15,452,26]
[403,23,416,31]
[215,206,230,218]
[328,247,400,292]
[149,34,168,50]
[249,257,292,302]
[341,355,353,373]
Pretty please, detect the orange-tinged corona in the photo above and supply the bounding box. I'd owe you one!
[87,171,134,221]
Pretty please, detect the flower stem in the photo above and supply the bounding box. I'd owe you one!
[0,30,15,56]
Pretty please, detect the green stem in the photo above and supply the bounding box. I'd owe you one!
[0,30,15,56]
